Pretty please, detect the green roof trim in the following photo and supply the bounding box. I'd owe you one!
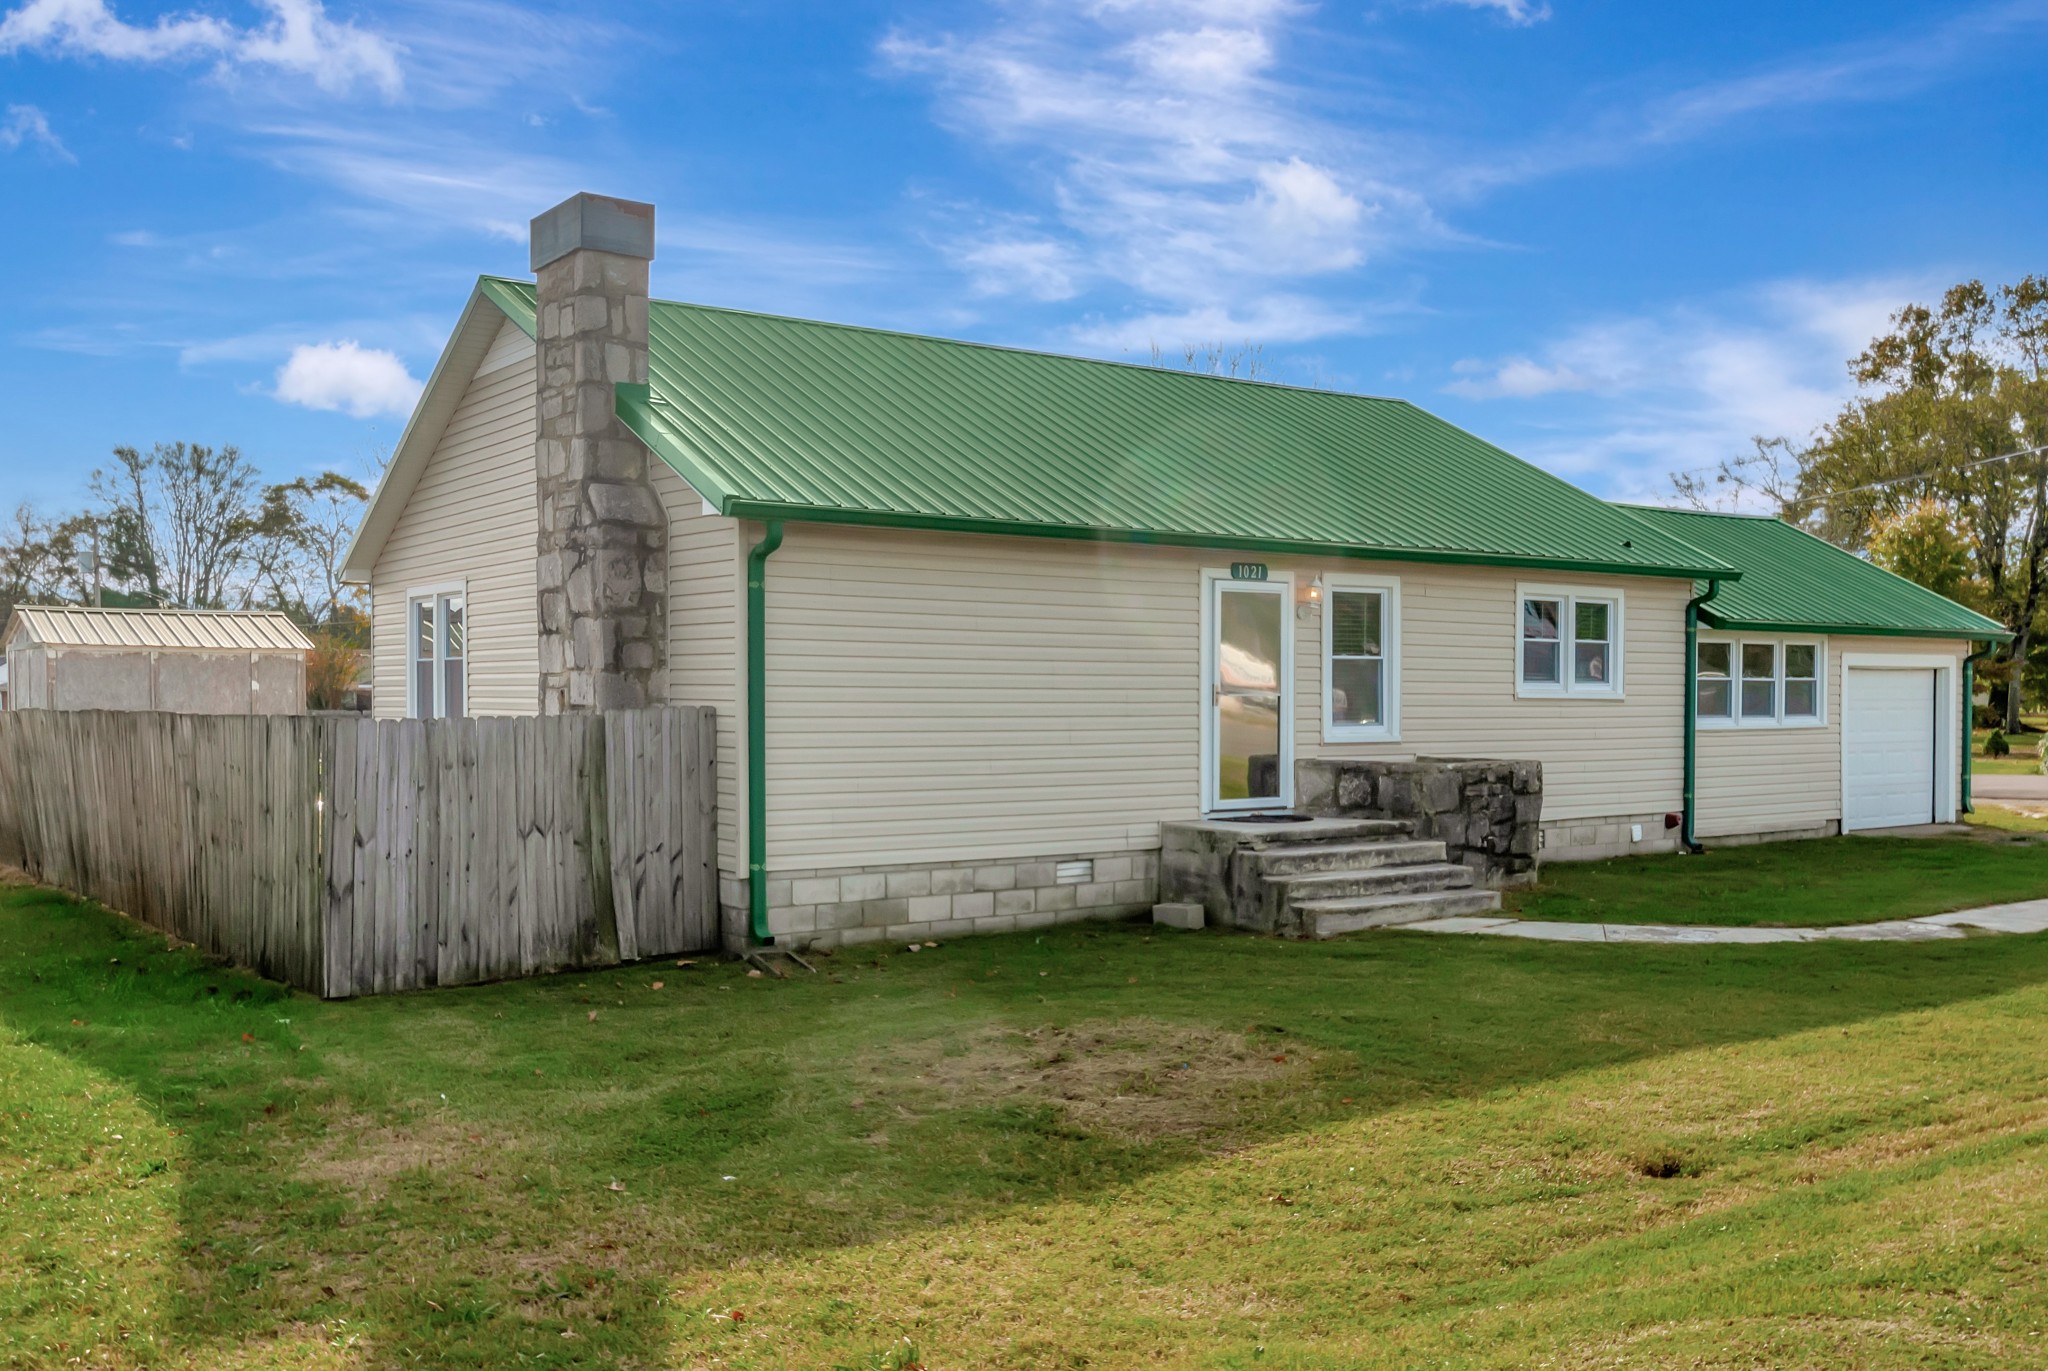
[482,276,1734,581]
[478,275,537,337]
[1621,505,2011,642]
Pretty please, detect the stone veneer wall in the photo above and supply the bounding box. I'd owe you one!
[1297,756,1543,887]
[718,851,1159,951]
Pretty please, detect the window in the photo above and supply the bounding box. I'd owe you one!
[1699,637,1825,728]
[1784,643,1818,718]
[1741,643,1776,719]
[408,587,466,719]
[1697,641,1732,719]
[1323,577,1399,740]
[1518,587,1623,697]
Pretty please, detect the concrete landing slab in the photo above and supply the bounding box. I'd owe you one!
[1805,920,1966,941]
[1600,923,1813,944]
[1489,920,1609,942]
[1403,916,1518,934]
[1919,899,2048,934]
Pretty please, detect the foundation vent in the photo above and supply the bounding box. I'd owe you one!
[1054,859,1094,885]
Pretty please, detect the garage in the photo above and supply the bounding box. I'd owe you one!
[1843,667,1937,831]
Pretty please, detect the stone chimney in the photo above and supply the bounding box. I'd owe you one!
[530,192,666,712]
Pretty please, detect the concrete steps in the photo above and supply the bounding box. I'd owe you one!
[1160,815,1499,939]
[1250,838,1448,877]
[1294,888,1504,939]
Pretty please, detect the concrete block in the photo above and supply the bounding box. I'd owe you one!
[838,926,886,947]
[820,901,874,931]
[931,867,974,895]
[906,894,952,922]
[791,876,839,906]
[1074,881,1113,908]
[972,914,1021,935]
[1113,879,1152,904]
[951,891,995,919]
[858,897,908,926]
[1093,855,1134,884]
[885,870,932,898]
[1152,902,1204,930]
[973,865,1018,892]
[994,888,1036,916]
[1014,911,1059,932]
[1016,862,1056,888]
[1037,884,1078,913]
[840,872,886,902]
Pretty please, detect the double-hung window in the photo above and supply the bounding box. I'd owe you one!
[1698,636,1823,727]
[1518,587,1623,697]
[1322,575,1399,740]
[408,587,466,719]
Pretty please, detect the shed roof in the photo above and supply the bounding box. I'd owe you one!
[3,606,315,652]
[477,277,1733,580]
[1618,506,2010,642]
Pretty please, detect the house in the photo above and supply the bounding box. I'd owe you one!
[1624,506,2008,837]
[2,606,312,714]
[341,192,2008,950]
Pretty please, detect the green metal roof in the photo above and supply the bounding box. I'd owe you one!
[1621,505,2010,642]
[478,277,1731,580]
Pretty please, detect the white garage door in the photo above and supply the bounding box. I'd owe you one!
[1843,668,1937,831]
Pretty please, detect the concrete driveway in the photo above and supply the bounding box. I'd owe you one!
[1974,773,2048,803]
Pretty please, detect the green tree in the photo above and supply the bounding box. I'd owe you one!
[1675,277,2048,728]
[1866,500,1982,607]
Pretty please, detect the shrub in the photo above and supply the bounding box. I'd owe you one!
[1986,730,2012,757]
[306,633,365,711]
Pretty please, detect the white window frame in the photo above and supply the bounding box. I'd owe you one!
[1321,572,1400,743]
[1697,635,1827,730]
[1198,567,1296,815]
[405,580,467,720]
[1514,583,1625,699]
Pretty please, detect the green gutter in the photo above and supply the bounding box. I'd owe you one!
[714,499,1737,584]
[746,520,785,944]
[1698,618,2011,642]
[1962,641,1996,814]
[1682,579,1724,853]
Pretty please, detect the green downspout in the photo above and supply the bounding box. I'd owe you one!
[746,521,785,944]
[1962,641,1995,815]
[1682,579,1723,854]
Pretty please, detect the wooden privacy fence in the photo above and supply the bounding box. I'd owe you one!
[0,707,718,998]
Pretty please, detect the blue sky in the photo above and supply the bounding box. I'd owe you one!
[2,0,2044,515]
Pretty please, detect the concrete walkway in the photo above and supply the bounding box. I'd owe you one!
[1402,898,2048,944]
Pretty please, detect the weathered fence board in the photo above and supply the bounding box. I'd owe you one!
[0,706,718,998]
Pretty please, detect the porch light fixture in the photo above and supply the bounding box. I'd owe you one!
[1301,576,1324,605]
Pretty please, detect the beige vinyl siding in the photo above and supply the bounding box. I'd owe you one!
[1696,634,1967,839]
[753,523,1690,872]
[649,464,743,871]
[1299,570,1690,823]
[370,317,540,718]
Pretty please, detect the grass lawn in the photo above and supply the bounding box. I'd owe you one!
[1973,724,2044,774]
[1504,834,2048,927]
[8,872,2048,1369]
[1967,805,2048,834]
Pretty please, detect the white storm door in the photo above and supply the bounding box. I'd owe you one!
[1843,667,1937,831]
[1204,576,1292,813]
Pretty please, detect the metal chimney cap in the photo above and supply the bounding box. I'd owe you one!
[530,193,655,271]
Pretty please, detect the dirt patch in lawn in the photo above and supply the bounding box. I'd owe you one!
[866,1018,1320,1146]
[297,1111,512,1195]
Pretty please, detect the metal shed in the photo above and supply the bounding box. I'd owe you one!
[2,606,313,714]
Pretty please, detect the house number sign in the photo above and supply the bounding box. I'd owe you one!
[1229,562,1269,581]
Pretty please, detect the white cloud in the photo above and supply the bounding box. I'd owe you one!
[882,0,1435,349]
[0,0,403,97]
[274,340,422,419]
[0,102,72,160]
[1443,276,1933,498]
[1429,0,1552,25]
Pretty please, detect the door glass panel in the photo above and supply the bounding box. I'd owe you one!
[1216,588,1282,801]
